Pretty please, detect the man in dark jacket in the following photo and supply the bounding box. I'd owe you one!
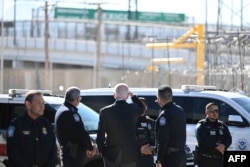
[195,102,232,167]
[55,86,96,167]
[6,90,57,167]
[96,83,144,167]
[155,85,186,167]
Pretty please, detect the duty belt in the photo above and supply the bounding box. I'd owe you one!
[167,147,184,154]
[200,153,222,160]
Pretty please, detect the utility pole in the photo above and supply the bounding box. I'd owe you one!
[126,0,131,40]
[14,0,17,45]
[0,0,5,93]
[96,4,102,88]
[93,3,102,88]
[241,0,243,30]
[134,0,138,40]
[44,1,50,90]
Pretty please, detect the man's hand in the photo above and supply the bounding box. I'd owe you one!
[140,144,154,155]
[215,143,225,155]
[156,162,162,167]
[128,91,134,97]
[86,145,97,158]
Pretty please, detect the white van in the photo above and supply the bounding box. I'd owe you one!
[80,85,250,166]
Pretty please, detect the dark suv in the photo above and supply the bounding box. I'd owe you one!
[0,89,103,167]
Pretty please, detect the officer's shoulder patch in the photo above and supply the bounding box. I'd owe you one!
[159,117,166,126]
[198,119,206,124]
[7,126,15,137]
[73,114,80,122]
[218,120,225,126]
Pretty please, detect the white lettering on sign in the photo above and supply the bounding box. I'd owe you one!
[228,155,247,162]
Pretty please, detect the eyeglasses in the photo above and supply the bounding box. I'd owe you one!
[78,96,82,101]
[209,109,219,114]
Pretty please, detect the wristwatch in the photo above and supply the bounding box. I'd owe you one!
[155,160,160,164]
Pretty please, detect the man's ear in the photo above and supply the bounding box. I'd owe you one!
[205,110,208,115]
[25,101,31,110]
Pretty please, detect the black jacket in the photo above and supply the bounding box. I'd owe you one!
[55,102,93,155]
[155,102,186,162]
[136,115,155,147]
[96,95,144,164]
[196,117,232,155]
[6,113,57,167]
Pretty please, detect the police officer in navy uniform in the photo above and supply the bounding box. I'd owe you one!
[155,85,186,167]
[136,97,155,167]
[195,102,232,167]
[6,90,57,167]
[55,86,96,167]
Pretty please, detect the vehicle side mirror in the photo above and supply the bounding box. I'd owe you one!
[227,115,245,127]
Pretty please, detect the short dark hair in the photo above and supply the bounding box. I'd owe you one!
[65,86,80,102]
[158,85,172,101]
[205,102,218,110]
[25,90,42,103]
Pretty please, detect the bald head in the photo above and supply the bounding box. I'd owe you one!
[114,83,129,100]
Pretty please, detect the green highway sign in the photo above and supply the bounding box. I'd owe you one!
[54,7,186,23]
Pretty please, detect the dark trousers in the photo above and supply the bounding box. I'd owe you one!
[137,155,154,167]
[104,151,137,167]
[198,156,223,167]
[161,150,186,167]
[62,149,85,167]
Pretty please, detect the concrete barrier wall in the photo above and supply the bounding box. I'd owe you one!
[2,68,250,96]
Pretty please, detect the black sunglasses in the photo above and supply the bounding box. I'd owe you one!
[209,109,219,114]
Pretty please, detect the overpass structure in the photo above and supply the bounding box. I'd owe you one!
[2,37,145,69]
[1,36,191,70]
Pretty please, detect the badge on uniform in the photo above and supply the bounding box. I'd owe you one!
[159,117,166,126]
[141,122,147,127]
[7,126,15,137]
[73,114,80,122]
[42,127,47,135]
[219,129,224,135]
[210,130,216,135]
[22,131,30,135]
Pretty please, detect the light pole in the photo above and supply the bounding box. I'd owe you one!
[44,1,50,90]
[93,3,102,88]
[14,0,16,45]
[1,0,5,93]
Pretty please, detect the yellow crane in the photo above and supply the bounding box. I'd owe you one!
[145,24,204,85]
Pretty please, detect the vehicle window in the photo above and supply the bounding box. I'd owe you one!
[173,96,193,123]
[81,95,115,113]
[0,104,23,129]
[232,97,250,115]
[191,97,247,125]
[192,97,217,123]
[43,104,60,123]
[219,101,249,126]
[142,96,160,119]
[14,106,25,117]
[77,103,99,132]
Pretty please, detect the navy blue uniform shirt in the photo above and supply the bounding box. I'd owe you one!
[6,112,57,167]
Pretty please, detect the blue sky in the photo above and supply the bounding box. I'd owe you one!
[1,0,250,26]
